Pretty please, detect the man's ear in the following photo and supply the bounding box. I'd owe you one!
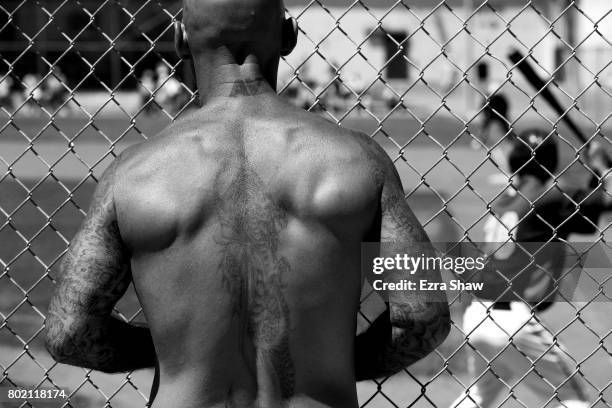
[174,21,191,60]
[280,17,298,57]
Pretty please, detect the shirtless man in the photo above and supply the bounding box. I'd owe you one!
[44,1,450,407]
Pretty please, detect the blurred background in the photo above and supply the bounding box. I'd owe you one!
[1,0,611,407]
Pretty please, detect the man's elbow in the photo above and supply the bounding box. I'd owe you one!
[378,306,451,377]
[415,305,451,354]
[394,302,451,357]
[45,333,72,365]
[44,316,80,365]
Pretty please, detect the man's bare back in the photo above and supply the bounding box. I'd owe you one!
[45,1,449,407]
[117,87,381,407]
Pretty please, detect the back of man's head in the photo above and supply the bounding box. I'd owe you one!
[182,0,288,61]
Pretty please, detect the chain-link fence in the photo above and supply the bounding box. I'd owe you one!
[1,0,611,407]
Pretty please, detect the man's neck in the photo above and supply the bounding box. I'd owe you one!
[214,77,273,98]
[193,51,278,103]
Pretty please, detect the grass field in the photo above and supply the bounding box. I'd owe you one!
[1,114,612,407]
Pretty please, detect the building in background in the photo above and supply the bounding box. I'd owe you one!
[281,0,610,102]
[0,0,187,91]
[0,0,609,100]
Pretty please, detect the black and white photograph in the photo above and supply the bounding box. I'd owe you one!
[1,0,611,407]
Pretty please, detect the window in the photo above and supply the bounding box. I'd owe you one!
[383,31,409,80]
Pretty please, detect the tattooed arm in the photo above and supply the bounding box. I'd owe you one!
[44,158,156,373]
[355,138,450,381]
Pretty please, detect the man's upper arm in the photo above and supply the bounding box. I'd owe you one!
[46,157,131,348]
[361,136,449,332]
[379,163,449,318]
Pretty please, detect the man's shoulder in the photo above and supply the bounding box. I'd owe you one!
[109,132,193,192]
[292,120,390,178]
[255,102,380,159]
[116,112,215,164]
[302,114,385,156]
[114,138,167,171]
[116,107,389,181]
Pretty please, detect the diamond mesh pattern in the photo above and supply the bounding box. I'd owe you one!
[1,1,611,407]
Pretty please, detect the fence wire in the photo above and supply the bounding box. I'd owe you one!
[0,0,611,407]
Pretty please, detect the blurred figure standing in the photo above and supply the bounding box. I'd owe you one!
[154,63,170,108]
[23,73,44,116]
[155,62,182,114]
[346,72,370,115]
[0,74,14,111]
[449,130,609,408]
[45,67,71,115]
[139,69,156,114]
[295,63,319,111]
[473,86,513,184]
[322,63,343,114]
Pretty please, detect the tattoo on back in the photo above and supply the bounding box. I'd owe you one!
[216,153,295,401]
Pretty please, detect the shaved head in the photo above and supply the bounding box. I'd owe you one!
[178,0,297,98]
[183,0,285,58]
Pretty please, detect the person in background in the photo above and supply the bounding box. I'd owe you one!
[0,73,14,111]
[451,129,612,408]
[45,67,71,115]
[472,87,513,185]
[155,62,182,114]
[139,69,157,114]
[22,73,44,116]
